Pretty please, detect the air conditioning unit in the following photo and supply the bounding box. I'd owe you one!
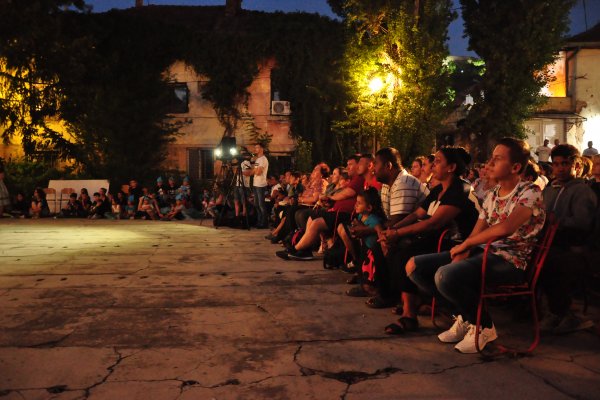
[271,101,291,116]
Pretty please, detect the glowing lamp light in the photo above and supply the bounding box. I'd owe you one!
[214,148,223,157]
[229,147,238,156]
[368,77,384,93]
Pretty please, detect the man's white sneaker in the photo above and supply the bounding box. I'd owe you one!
[438,315,470,343]
[454,323,498,354]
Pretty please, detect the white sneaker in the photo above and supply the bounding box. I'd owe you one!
[454,323,498,354]
[438,315,470,343]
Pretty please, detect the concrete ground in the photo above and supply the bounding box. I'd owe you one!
[0,219,599,400]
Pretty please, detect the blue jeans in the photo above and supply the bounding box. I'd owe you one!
[408,248,524,328]
[252,186,267,227]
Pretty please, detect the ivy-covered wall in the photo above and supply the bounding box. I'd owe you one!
[0,4,347,184]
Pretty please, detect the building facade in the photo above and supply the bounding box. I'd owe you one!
[162,59,294,181]
[525,23,600,154]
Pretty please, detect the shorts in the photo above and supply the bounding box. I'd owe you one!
[233,186,247,202]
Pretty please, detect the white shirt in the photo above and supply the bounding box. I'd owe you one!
[536,145,551,162]
[583,147,598,157]
[253,155,268,187]
[235,160,252,187]
[380,169,428,218]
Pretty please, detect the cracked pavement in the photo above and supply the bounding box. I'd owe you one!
[0,219,599,399]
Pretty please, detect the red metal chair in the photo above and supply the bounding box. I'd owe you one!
[430,229,450,327]
[474,221,559,355]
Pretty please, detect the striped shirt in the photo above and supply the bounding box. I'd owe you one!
[381,169,429,218]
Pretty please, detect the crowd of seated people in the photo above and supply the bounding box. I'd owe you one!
[265,139,599,353]
[2,176,207,221]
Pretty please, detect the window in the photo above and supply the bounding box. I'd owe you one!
[540,52,566,97]
[187,148,214,181]
[167,83,189,114]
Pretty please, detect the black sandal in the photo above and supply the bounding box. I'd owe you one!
[384,317,419,335]
[366,296,394,309]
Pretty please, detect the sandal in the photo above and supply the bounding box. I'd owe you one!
[366,296,394,309]
[391,304,404,315]
[384,317,419,335]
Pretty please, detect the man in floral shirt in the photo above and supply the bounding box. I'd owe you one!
[408,138,545,353]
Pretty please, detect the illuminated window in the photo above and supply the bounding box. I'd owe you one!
[167,82,189,114]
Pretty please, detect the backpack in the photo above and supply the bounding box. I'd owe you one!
[323,239,347,269]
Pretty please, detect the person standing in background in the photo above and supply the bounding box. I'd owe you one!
[252,143,269,228]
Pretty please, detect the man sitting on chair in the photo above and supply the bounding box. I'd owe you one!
[407,138,546,353]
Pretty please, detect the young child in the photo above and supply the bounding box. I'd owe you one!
[80,192,92,216]
[164,195,185,220]
[59,193,83,218]
[179,176,192,201]
[137,196,158,220]
[104,196,122,220]
[337,187,386,273]
[88,192,104,219]
[30,188,50,219]
[126,195,136,219]
[11,192,29,218]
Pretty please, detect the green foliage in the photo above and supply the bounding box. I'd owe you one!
[1,157,78,197]
[335,0,456,162]
[0,2,348,180]
[460,0,575,147]
[294,137,313,173]
[243,117,272,151]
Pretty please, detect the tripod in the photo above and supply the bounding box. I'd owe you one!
[214,161,251,230]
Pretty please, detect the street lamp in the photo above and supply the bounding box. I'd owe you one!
[368,77,384,93]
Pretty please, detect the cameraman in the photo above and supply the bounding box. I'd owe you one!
[252,143,269,228]
[234,152,253,224]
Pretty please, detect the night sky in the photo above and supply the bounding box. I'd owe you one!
[87,0,600,56]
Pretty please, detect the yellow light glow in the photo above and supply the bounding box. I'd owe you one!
[368,77,384,93]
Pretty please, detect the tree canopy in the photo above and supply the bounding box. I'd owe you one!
[460,0,575,157]
[331,0,456,161]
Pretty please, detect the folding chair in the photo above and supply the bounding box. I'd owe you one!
[43,188,57,214]
[474,221,559,355]
[59,188,75,211]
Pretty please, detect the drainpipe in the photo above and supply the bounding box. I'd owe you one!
[567,47,581,144]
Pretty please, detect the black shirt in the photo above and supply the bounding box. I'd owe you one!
[419,178,479,240]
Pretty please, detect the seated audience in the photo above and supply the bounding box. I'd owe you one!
[126,195,136,219]
[80,192,92,216]
[88,192,105,219]
[472,162,496,204]
[539,144,597,333]
[104,196,122,220]
[30,188,50,218]
[58,193,83,218]
[163,195,186,220]
[344,147,428,300]
[276,155,364,261]
[376,147,479,331]
[137,196,159,220]
[11,192,29,218]
[407,138,545,353]
[336,187,386,273]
